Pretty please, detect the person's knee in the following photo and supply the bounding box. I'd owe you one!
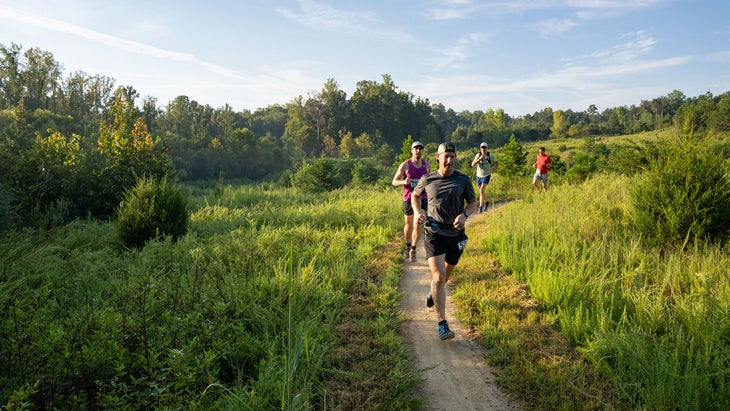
[432,276,447,286]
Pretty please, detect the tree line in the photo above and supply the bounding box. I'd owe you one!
[2,42,729,227]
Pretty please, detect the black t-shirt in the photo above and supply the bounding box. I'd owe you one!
[413,170,475,237]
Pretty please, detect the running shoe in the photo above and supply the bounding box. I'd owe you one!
[438,322,455,340]
[408,247,416,262]
[425,291,434,308]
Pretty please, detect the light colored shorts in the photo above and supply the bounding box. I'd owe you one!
[533,171,548,184]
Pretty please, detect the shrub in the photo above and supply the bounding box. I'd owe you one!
[500,134,529,177]
[351,160,382,185]
[117,175,190,248]
[630,138,730,247]
[292,158,342,193]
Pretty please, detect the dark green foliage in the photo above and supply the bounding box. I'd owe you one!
[565,151,596,183]
[606,140,663,176]
[396,135,414,166]
[351,159,382,185]
[0,183,19,232]
[499,134,529,177]
[117,175,190,248]
[630,138,730,246]
[292,157,342,193]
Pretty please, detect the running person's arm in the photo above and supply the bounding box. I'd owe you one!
[411,191,425,224]
[391,162,410,187]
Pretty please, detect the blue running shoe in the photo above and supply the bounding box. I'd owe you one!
[438,322,455,340]
[425,292,434,308]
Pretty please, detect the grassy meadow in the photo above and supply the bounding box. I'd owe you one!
[0,184,419,409]
[456,173,730,410]
[3,134,730,410]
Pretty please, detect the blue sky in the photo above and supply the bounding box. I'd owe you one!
[1,0,729,116]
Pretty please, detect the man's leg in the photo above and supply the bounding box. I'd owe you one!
[479,183,487,211]
[428,254,456,323]
[411,218,420,248]
[404,214,413,242]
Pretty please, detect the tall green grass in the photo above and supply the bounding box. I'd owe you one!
[0,184,413,409]
[482,174,730,409]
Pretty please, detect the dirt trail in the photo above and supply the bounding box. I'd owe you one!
[399,210,520,410]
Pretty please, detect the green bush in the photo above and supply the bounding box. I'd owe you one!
[630,139,730,247]
[292,158,342,193]
[351,159,382,185]
[117,175,190,248]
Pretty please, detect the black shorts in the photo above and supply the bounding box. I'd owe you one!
[424,230,468,265]
[402,199,428,216]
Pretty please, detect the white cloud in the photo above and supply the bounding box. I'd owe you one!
[276,0,414,41]
[0,4,251,81]
[532,18,578,36]
[565,30,658,66]
[276,0,377,31]
[706,51,730,62]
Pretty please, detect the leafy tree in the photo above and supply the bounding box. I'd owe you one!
[711,92,730,131]
[0,43,23,108]
[396,135,414,165]
[21,47,62,111]
[57,70,115,137]
[339,131,357,159]
[499,134,528,177]
[12,130,86,226]
[95,86,172,217]
[247,104,287,139]
[322,135,338,157]
[0,44,62,112]
[354,132,378,157]
[311,78,348,142]
[284,96,320,157]
[550,109,568,138]
[484,108,508,131]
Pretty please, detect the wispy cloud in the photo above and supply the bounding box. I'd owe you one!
[566,30,657,64]
[424,0,480,20]
[0,5,250,81]
[532,18,578,36]
[276,0,413,41]
[706,50,730,62]
[432,32,490,69]
[524,0,666,35]
[558,56,690,78]
[276,0,377,31]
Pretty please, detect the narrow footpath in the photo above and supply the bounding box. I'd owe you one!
[398,209,520,410]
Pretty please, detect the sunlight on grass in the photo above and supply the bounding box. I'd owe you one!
[0,183,415,409]
[464,173,730,409]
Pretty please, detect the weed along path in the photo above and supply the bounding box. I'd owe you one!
[399,209,520,411]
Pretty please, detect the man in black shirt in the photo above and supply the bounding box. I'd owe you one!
[412,142,477,340]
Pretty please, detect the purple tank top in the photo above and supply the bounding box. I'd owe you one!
[403,159,429,201]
